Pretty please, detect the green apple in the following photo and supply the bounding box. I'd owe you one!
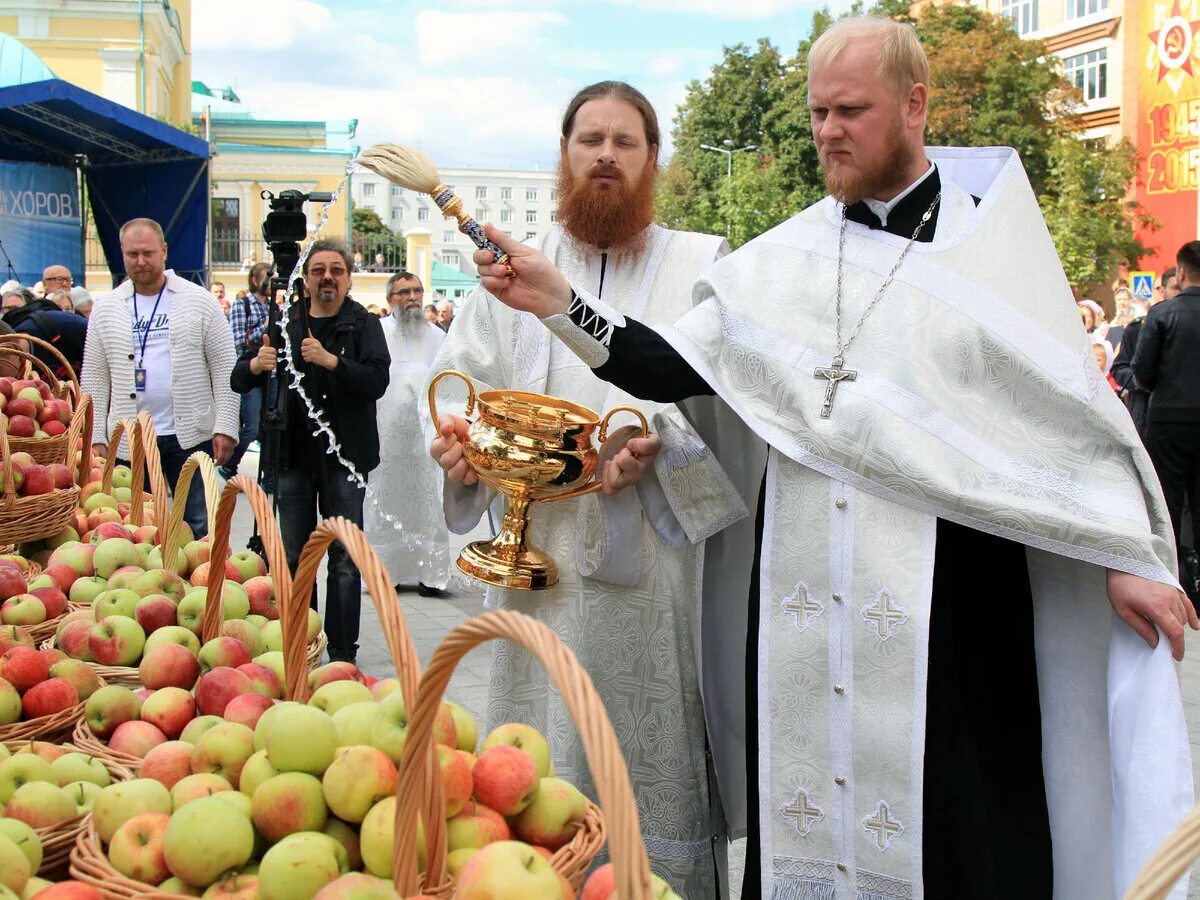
[306,609,321,643]
[257,836,339,900]
[162,794,254,888]
[179,714,224,745]
[159,876,203,896]
[0,832,30,894]
[277,830,348,873]
[237,749,278,797]
[0,754,54,806]
[360,796,424,878]
[68,575,108,607]
[49,751,112,788]
[368,690,409,764]
[0,678,19,726]
[92,777,173,843]
[320,745,397,824]
[308,679,372,715]
[331,700,379,748]
[251,772,328,843]
[190,721,256,786]
[511,777,588,850]
[61,779,102,813]
[170,772,233,810]
[446,701,479,753]
[264,704,337,775]
[144,624,202,657]
[20,876,52,899]
[482,723,552,777]
[454,840,572,898]
[258,620,283,653]
[251,650,285,686]
[84,683,142,739]
[211,788,252,819]
[92,587,140,620]
[0,818,40,874]
[107,810,171,885]
[5,781,77,829]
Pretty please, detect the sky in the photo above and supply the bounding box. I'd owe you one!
[191,0,846,171]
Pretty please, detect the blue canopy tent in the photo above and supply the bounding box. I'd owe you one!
[0,78,210,284]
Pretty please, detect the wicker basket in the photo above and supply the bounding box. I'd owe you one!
[0,393,88,545]
[392,609,631,897]
[0,333,81,466]
[1123,806,1200,898]
[0,673,103,744]
[96,413,167,533]
[1,739,134,878]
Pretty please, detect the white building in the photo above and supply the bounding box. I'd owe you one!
[351,166,559,272]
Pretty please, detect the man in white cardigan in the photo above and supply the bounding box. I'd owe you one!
[82,218,239,539]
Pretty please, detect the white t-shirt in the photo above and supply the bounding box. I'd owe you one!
[129,289,174,436]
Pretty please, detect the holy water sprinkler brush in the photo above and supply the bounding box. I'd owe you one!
[357,143,510,266]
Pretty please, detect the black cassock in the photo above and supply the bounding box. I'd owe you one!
[572,169,1053,899]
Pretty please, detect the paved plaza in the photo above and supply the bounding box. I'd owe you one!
[226,451,1200,897]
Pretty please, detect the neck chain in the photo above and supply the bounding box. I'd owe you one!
[813,191,940,418]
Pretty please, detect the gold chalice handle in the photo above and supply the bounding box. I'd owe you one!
[539,406,652,505]
[428,369,476,431]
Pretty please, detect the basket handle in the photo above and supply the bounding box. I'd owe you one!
[100,418,149,528]
[66,394,93,489]
[0,332,80,397]
[200,474,291,644]
[287,517,448,886]
[164,451,221,576]
[394,609,652,898]
[131,412,172,540]
[1124,805,1200,898]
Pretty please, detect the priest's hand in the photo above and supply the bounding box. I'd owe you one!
[600,429,662,496]
[473,225,572,318]
[430,414,478,486]
[1107,569,1199,660]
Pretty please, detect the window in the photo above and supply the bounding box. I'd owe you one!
[362,183,376,197]
[211,197,240,265]
[418,206,429,221]
[525,188,537,201]
[476,209,487,221]
[443,251,460,266]
[475,186,488,199]
[500,187,512,200]
[1001,0,1037,34]
[550,210,558,223]
[443,230,456,243]
[500,209,512,223]
[525,232,537,241]
[525,210,537,223]
[391,186,403,197]
[391,208,401,222]
[1068,0,1106,17]
[1064,48,1107,102]
[550,189,558,203]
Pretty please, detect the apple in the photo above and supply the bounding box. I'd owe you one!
[0,625,32,654]
[174,593,206,635]
[0,678,17,726]
[369,691,417,764]
[309,679,373,715]
[311,873,399,900]
[0,646,47,693]
[436,743,474,819]
[21,678,79,719]
[140,687,196,739]
[0,595,44,627]
[0,818,41,874]
[140,741,195,790]
[92,538,141,578]
[483,723,552,778]
[359,797,424,879]
[92,588,140,620]
[198,636,252,673]
[0,567,26,602]
[259,620,283,653]
[110,465,133,489]
[182,539,212,573]
[511,777,587,850]
[472,745,540,816]
[179,715,224,745]
[237,749,278,797]
[194,667,253,717]
[39,563,77,595]
[447,702,479,753]
[308,661,364,691]
[43,661,97,705]
[170,772,233,809]
[20,466,53,496]
[191,721,255,785]
[228,551,266,583]
[162,795,255,888]
[222,692,273,730]
[38,646,67,667]
[61,778,102,814]
[84,684,141,738]
[6,781,78,828]
[55,618,92,660]
[107,810,171,885]
[109,720,168,758]
[50,541,96,578]
[203,871,259,900]
[88,615,146,666]
[455,840,572,899]
[131,568,186,602]
[143,624,202,657]
[241,575,277,620]
[139,643,200,691]
[320,745,397,824]
[15,740,68,762]
[7,415,35,438]
[235,662,281,699]
[0,754,53,805]
[29,586,67,619]
[68,575,106,607]
[89,522,130,544]
[321,817,362,873]
[447,801,512,852]
[257,834,340,900]
[0,831,31,894]
[330,701,378,748]
[251,651,285,686]
[264,703,337,775]
[251,771,328,842]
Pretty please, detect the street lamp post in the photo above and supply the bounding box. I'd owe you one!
[699,139,758,235]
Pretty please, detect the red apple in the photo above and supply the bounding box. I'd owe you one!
[21,465,54,495]
[139,687,196,739]
[242,575,277,619]
[57,618,93,660]
[140,740,195,789]
[41,563,80,593]
[49,658,102,700]
[471,745,540,815]
[198,636,252,673]
[236,662,282,699]
[0,593,46,626]
[138,643,200,690]
[194,666,253,717]
[21,677,79,718]
[308,661,365,691]
[48,463,74,489]
[222,692,274,730]
[133,593,177,635]
[108,720,168,758]
[0,644,49,692]
[0,565,27,601]
[30,585,68,618]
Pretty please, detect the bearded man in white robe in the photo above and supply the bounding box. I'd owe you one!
[465,19,1198,900]
[428,82,755,898]
[366,271,451,595]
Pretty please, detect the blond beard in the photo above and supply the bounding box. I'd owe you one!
[820,118,915,205]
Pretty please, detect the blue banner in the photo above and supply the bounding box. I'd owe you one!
[0,160,81,287]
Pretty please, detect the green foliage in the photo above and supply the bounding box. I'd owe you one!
[351,207,392,239]
[351,208,404,269]
[656,2,1150,292]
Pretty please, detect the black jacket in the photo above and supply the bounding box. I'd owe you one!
[3,300,87,378]
[1110,317,1150,436]
[231,298,390,473]
[1132,286,1200,422]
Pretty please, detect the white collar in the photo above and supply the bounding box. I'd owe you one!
[862,162,935,227]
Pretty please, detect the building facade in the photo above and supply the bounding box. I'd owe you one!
[0,0,192,129]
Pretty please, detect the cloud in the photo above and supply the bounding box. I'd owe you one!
[413,10,568,66]
[192,0,336,51]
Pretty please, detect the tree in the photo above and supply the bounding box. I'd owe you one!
[351,208,404,269]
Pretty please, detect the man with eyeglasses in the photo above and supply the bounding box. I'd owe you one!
[40,265,72,295]
[366,271,450,597]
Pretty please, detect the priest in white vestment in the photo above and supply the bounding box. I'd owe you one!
[428,83,759,898]
[365,272,451,594]
[464,19,1198,900]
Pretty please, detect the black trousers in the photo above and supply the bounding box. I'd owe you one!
[1146,421,1200,557]
[742,519,1052,899]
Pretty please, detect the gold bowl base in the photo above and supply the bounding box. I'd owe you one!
[456,538,559,591]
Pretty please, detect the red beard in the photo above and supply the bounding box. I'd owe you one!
[555,156,657,251]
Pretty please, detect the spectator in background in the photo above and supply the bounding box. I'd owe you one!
[1132,241,1200,601]
[242,251,258,271]
[370,252,388,273]
[47,290,73,313]
[2,284,87,377]
[2,288,33,313]
[0,280,19,297]
[1108,288,1134,348]
[435,298,454,332]
[41,265,72,295]
[1153,267,1181,307]
[1092,338,1118,392]
[70,286,93,318]
[423,303,438,325]
[83,217,239,539]
[1078,298,1108,339]
[353,251,364,272]
[1115,273,1174,441]
[220,262,272,481]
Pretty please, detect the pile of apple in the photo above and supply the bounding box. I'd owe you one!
[0,558,69,630]
[0,630,102,727]
[0,452,74,501]
[0,377,74,442]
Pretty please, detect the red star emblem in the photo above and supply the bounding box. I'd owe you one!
[1149,0,1200,82]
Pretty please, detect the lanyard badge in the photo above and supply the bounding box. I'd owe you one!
[133,284,166,392]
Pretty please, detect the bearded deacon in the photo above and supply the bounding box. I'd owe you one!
[428,82,758,898]
[465,20,1196,900]
[365,272,451,595]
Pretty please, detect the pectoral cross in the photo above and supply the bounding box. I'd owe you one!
[813,356,858,418]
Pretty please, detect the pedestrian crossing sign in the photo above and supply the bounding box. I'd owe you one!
[1130,271,1154,301]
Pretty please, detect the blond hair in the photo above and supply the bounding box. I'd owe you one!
[809,16,930,98]
[119,217,165,243]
